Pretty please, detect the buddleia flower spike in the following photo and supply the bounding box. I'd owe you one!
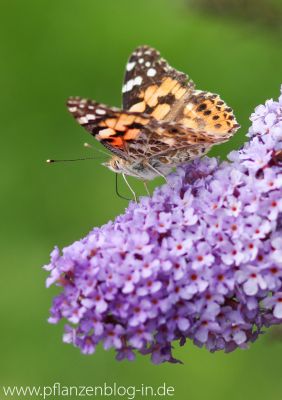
[44,87,282,364]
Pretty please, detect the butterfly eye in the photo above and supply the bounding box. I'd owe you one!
[115,159,127,172]
[103,157,123,173]
[113,159,120,170]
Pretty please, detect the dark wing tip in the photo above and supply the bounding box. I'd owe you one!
[131,45,159,55]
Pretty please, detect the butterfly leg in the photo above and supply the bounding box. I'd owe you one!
[143,181,151,197]
[145,163,169,184]
[122,173,137,202]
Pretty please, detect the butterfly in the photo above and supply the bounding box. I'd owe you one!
[67,45,240,195]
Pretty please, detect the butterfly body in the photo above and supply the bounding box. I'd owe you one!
[67,46,240,182]
[104,156,172,180]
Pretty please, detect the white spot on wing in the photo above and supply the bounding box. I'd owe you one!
[147,68,157,77]
[138,58,144,64]
[185,103,194,112]
[68,107,77,112]
[134,76,143,86]
[96,109,106,115]
[86,114,95,119]
[98,128,115,139]
[78,116,88,124]
[145,61,151,67]
[126,79,134,92]
[123,77,143,93]
[126,61,136,71]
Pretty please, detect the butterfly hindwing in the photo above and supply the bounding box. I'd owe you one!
[177,90,240,139]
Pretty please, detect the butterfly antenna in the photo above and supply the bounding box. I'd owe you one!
[143,181,151,197]
[46,157,101,163]
[46,142,110,164]
[84,142,110,156]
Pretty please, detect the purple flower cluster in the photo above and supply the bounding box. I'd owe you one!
[45,87,282,364]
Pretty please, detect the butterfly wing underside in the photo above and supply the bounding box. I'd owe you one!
[67,97,224,161]
[122,46,239,138]
[122,45,194,119]
[67,46,240,163]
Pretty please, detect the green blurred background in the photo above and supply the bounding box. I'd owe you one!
[0,0,282,399]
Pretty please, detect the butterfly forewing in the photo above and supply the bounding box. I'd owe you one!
[67,97,156,160]
[122,46,195,121]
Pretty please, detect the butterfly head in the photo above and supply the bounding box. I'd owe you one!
[103,156,150,179]
[103,156,127,174]
[103,155,174,181]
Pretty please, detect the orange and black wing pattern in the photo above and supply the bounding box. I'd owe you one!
[67,46,240,163]
[67,97,155,160]
[122,45,195,122]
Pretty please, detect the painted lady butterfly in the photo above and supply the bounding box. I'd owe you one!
[67,45,240,188]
